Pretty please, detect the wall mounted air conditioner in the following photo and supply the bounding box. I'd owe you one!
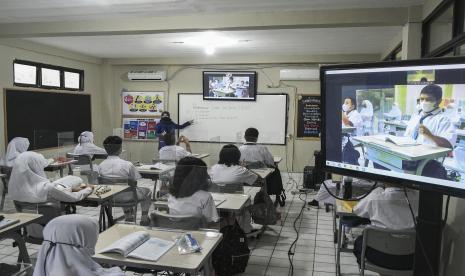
[279,68,320,81]
[127,70,167,81]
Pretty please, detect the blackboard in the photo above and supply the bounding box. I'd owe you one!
[4,89,92,150]
[296,95,321,139]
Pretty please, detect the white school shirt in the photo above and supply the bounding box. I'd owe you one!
[353,187,419,230]
[97,156,141,181]
[404,109,457,147]
[49,175,93,203]
[167,190,219,222]
[209,164,258,185]
[73,143,107,156]
[159,145,192,161]
[239,143,274,167]
[344,109,363,136]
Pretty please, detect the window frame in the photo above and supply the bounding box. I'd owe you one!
[382,42,402,61]
[13,59,84,91]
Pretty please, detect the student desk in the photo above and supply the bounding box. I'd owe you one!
[250,168,275,179]
[334,199,361,276]
[342,126,356,134]
[153,192,251,213]
[45,160,77,177]
[137,164,176,200]
[152,153,210,164]
[383,120,407,132]
[353,135,451,175]
[273,156,282,166]
[243,186,261,198]
[76,185,130,232]
[93,224,222,274]
[0,212,43,272]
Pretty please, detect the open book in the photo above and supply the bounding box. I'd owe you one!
[99,231,175,262]
[384,135,418,146]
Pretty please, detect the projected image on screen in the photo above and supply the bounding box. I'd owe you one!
[323,61,465,192]
[203,71,257,101]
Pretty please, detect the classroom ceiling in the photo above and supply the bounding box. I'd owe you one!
[0,0,424,23]
[25,27,402,59]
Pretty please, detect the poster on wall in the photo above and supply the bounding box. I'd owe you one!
[123,117,160,141]
[296,94,321,139]
[122,91,164,116]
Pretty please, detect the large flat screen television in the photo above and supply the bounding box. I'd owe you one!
[321,57,465,197]
[203,71,257,101]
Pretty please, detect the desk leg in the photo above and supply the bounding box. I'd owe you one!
[105,204,114,227]
[336,217,343,276]
[99,206,105,232]
[5,232,32,275]
[415,159,430,175]
[59,167,64,178]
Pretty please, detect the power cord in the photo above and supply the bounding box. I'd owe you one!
[403,187,435,276]
[287,191,308,276]
[321,180,378,201]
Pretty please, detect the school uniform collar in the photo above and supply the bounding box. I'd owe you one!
[107,155,121,160]
[244,142,256,145]
[419,107,442,117]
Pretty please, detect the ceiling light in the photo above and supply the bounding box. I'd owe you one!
[205,46,215,55]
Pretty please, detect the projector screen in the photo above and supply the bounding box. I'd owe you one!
[178,93,287,145]
[321,57,465,196]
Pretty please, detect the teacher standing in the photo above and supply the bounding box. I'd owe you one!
[156,111,193,149]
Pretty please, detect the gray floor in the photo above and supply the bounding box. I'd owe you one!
[0,173,379,276]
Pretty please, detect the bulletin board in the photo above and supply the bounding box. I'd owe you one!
[122,117,160,141]
[122,91,164,116]
[295,94,321,139]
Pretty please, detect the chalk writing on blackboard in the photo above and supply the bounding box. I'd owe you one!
[297,95,321,138]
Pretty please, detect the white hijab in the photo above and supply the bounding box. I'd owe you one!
[8,151,52,203]
[1,137,30,167]
[33,214,124,276]
[360,100,374,118]
[74,131,107,155]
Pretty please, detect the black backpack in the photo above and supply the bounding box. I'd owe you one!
[212,221,250,276]
[249,187,280,225]
[342,138,360,165]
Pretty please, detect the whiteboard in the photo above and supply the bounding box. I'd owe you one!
[178,94,287,145]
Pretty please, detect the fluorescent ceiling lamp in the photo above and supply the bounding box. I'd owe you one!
[205,46,215,55]
[184,31,237,48]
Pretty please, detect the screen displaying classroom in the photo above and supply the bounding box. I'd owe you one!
[322,59,465,192]
[203,71,257,101]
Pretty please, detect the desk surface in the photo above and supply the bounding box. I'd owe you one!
[192,153,210,159]
[93,224,222,273]
[0,213,43,236]
[383,120,407,127]
[137,164,176,175]
[353,135,451,161]
[251,168,275,179]
[211,192,250,211]
[273,156,282,164]
[47,160,77,168]
[84,185,131,202]
[243,186,261,197]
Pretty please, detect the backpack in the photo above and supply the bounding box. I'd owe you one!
[342,138,360,165]
[249,187,280,225]
[212,221,250,276]
[245,161,286,206]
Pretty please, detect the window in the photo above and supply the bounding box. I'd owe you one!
[41,68,60,87]
[383,43,402,61]
[422,0,465,57]
[13,59,84,91]
[13,62,37,86]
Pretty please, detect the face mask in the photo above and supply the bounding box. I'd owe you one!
[421,101,436,113]
[342,104,350,112]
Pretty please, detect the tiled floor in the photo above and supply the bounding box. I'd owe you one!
[0,173,379,276]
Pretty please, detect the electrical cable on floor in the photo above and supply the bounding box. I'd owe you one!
[403,187,435,276]
[287,191,308,276]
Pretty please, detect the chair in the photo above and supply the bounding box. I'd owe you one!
[97,176,140,222]
[0,166,12,211]
[150,210,204,230]
[209,182,244,194]
[360,226,415,276]
[13,201,62,244]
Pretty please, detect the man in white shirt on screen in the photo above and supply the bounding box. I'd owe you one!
[342,97,363,136]
[158,133,192,161]
[404,84,456,149]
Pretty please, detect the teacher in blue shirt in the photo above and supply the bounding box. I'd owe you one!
[156,111,193,149]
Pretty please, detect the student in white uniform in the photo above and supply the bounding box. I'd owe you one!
[0,137,29,167]
[210,144,257,186]
[158,133,192,161]
[34,214,124,276]
[342,97,363,136]
[168,156,219,224]
[404,84,456,149]
[8,151,94,204]
[352,184,418,271]
[73,131,107,156]
[360,100,374,135]
[98,136,151,225]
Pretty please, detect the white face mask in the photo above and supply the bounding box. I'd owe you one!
[342,104,350,112]
[421,101,436,113]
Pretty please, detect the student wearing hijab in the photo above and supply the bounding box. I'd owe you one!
[33,214,124,276]
[168,156,219,224]
[0,137,30,167]
[73,131,107,156]
[360,100,374,135]
[155,111,193,149]
[8,151,93,204]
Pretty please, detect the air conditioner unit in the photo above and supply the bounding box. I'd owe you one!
[127,70,166,81]
[279,68,320,81]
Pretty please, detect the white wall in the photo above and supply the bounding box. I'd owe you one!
[103,64,322,171]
